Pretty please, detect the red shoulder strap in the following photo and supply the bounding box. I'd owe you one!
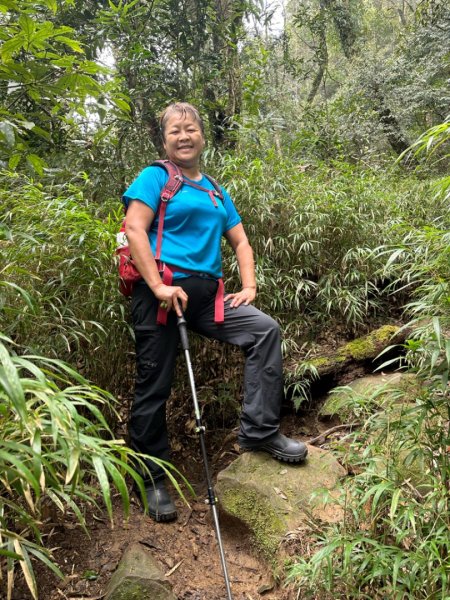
[149,161,223,261]
[151,159,184,200]
[151,160,184,261]
[203,173,224,202]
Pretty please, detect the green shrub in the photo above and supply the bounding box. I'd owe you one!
[287,380,449,599]
[0,331,190,599]
[0,333,176,599]
[207,153,438,341]
[287,189,450,599]
[0,171,131,395]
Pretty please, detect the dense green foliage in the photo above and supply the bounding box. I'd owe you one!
[0,335,145,599]
[287,117,450,599]
[1,171,129,393]
[0,0,449,597]
[287,222,450,598]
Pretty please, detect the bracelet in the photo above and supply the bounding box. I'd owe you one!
[243,285,257,289]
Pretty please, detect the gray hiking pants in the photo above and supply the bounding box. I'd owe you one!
[129,276,283,481]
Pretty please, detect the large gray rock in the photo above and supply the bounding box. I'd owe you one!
[105,543,177,600]
[320,372,420,419]
[216,446,346,557]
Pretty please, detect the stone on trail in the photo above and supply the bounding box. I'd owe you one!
[105,542,177,600]
[320,372,419,419]
[216,446,346,557]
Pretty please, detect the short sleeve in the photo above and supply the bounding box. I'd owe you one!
[221,187,241,232]
[122,166,169,212]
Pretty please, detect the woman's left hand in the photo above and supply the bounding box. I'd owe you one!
[224,286,256,309]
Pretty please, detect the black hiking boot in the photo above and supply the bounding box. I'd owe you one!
[238,432,308,464]
[136,479,177,522]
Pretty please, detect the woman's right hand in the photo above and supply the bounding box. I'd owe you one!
[152,283,188,317]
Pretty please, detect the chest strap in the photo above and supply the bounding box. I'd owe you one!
[156,261,224,326]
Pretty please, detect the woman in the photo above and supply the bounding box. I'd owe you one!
[123,102,307,522]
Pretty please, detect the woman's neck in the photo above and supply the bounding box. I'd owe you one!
[180,165,202,181]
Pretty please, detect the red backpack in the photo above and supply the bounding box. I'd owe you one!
[116,159,225,323]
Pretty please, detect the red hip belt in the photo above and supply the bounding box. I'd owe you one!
[156,262,224,326]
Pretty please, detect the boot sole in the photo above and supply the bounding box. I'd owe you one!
[240,446,308,463]
[264,448,308,463]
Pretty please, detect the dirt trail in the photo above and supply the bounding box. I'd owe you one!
[16,411,324,600]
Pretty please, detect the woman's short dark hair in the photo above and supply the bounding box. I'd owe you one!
[160,102,205,140]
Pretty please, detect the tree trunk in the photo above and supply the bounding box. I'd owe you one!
[322,0,358,59]
[205,0,244,147]
[371,83,415,160]
[307,1,328,105]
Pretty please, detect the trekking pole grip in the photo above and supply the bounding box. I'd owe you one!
[177,314,189,351]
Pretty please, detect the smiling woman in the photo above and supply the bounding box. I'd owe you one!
[121,101,308,523]
[160,104,206,174]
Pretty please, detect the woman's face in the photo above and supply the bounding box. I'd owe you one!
[163,111,205,169]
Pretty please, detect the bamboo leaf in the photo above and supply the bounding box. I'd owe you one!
[0,549,22,560]
[432,317,442,348]
[0,343,26,420]
[13,540,38,600]
[389,488,401,520]
[65,447,80,485]
[0,281,36,312]
[102,460,129,517]
[92,455,112,521]
[26,546,63,580]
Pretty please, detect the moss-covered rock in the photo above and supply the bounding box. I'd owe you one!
[105,543,176,600]
[286,325,407,389]
[216,447,346,558]
[320,372,421,420]
[340,325,400,361]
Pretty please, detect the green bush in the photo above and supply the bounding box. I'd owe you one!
[0,334,145,599]
[207,153,438,340]
[0,331,189,599]
[0,170,131,395]
[287,380,449,599]
[287,204,450,600]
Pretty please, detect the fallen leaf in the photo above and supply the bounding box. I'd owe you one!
[258,581,275,594]
[165,560,183,577]
[274,486,288,500]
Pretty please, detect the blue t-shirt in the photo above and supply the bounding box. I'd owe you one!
[122,165,241,279]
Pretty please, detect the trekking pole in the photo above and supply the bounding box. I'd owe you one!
[177,313,234,600]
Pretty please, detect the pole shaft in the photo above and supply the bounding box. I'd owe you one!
[177,318,233,600]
